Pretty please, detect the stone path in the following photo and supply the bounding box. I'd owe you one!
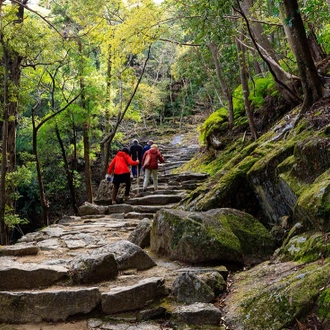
[0,140,227,330]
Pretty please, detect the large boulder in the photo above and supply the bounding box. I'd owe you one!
[223,258,330,330]
[150,208,275,266]
[182,154,262,218]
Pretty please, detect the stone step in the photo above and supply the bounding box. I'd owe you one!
[0,141,215,328]
[125,194,184,206]
[0,287,100,323]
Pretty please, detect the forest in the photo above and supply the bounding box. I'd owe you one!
[1,0,330,245]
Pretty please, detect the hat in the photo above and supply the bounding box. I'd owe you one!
[150,144,158,149]
[148,140,154,145]
[122,147,129,154]
[132,139,138,143]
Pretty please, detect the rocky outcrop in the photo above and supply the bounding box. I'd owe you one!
[150,208,275,266]
[223,258,330,330]
[179,106,330,329]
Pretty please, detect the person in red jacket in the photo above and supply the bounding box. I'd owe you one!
[141,144,165,191]
[106,147,139,204]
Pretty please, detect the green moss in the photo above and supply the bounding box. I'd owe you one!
[279,232,330,263]
[295,171,330,230]
[318,287,330,319]
[199,108,229,145]
[229,259,330,330]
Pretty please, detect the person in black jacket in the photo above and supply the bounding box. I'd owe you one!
[129,139,143,178]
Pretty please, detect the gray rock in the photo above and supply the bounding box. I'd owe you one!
[151,208,275,266]
[99,240,156,271]
[70,252,118,284]
[172,302,222,325]
[0,243,40,257]
[78,202,106,216]
[196,271,227,295]
[41,226,65,237]
[0,287,100,323]
[172,272,215,303]
[0,260,68,290]
[101,277,166,314]
[128,218,152,248]
[128,194,183,206]
[94,179,113,204]
[37,238,63,250]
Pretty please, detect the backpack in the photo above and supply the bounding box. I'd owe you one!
[143,152,151,168]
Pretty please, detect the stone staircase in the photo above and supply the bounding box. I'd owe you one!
[0,141,228,330]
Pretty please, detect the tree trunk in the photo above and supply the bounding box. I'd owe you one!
[0,0,27,244]
[281,0,323,110]
[307,23,326,63]
[32,108,50,226]
[102,51,112,177]
[236,37,258,140]
[83,124,93,203]
[208,42,234,128]
[77,39,93,203]
[0,44,9,245]
[238,0,301,106]
[55,126,78,215]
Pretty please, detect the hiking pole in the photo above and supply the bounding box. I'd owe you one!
[136,151,140,194]
[163,161,166,188]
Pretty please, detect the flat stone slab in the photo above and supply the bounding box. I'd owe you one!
[0,260,68,290]
[129,195,183,205]
[0,243,40,257]
[172,302,222,325]
[101,277,166,314]
[0,287,101,323]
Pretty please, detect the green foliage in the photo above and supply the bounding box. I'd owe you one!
[4,208,29,230]
[233,75,277,118]
[318,24,330,54]
[249,76,277,110]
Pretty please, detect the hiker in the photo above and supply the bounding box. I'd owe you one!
[142,144,165,191]
[106,147,139,204]
[141,139,154,175]
[129,139,143,178]
[142,139,154,158]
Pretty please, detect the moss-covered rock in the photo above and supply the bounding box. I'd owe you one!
[275,231,330,263]
[150,208,275,266]
[247,142,295,224]
[224,258,330,330]
[184,155,262,218]
[292,137,330,184]
[293,170,330,230]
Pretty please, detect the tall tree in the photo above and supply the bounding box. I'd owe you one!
[280,0,323,111]
[0,0,27,244]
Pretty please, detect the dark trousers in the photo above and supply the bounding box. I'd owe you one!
[131,164,141,177]
[112,173,131,201]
